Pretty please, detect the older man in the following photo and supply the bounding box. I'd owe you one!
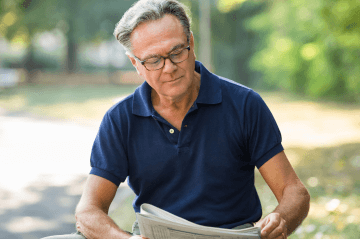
[47,0,310,239]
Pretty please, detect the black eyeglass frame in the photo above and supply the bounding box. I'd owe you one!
[132,46,191,71]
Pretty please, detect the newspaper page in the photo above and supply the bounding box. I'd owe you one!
[137,205,261,239]
[140,204,199,226]
[137,213,260,239]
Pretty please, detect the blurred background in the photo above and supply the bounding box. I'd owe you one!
[0,0,359,238]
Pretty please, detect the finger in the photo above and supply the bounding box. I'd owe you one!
[267,224,285,239]
[75,222,82,232]
[129,235,145,239]
[261,217,280,238]
[255,219,267,229]
[255,219,271,238]
[275,232,287,239]
[267,219,287,239]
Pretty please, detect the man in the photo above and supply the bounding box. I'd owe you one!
[50,0,310,238]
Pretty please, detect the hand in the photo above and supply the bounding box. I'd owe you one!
[129,235,148,239]
[255,213,287,239]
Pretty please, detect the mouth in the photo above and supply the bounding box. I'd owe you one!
[167,76,183,82]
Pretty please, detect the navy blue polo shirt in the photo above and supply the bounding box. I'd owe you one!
[90,61,283,229]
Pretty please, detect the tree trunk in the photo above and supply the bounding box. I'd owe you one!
[65,0,78,73]
[23,43,37,83]
[66,25,77,73]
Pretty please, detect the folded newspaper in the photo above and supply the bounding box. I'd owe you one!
[136,204,261,239]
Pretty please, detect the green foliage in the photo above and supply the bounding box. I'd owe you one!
[0,0,135,43]
[247,0,360,102]
[0,0,137,74]
[2,0,359,102]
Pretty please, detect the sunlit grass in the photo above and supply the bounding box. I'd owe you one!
[0,94,28,110]
[0,84,139,120]
[256,143,360,239]
[31,99,120,120]
[110,193,137,233]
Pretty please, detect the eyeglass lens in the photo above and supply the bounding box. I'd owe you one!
[144,47,189,71]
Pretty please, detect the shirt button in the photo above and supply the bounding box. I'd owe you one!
[169,129,175,134]
[184,125,188,127]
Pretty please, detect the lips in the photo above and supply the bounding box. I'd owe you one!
[166,76,182,82]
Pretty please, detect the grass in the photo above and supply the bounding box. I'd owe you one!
[0,84,139,120]
[1,84,359,238]
[256,143,360,239]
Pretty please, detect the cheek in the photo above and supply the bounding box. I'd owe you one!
[138,65,147,78]
[144,72,162,87]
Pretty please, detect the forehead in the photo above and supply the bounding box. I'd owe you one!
[130,14,187,58]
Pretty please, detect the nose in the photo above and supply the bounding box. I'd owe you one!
[162,58,177,73]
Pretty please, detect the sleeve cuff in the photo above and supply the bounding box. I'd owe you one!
[90,167,125,186]
[255,143,284,169]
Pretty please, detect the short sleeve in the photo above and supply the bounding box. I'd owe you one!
[245,91,284,169]
[90,111,128,186]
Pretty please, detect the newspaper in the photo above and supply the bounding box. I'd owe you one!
[136,204,261,239]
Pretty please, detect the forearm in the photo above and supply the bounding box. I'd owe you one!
[75,205,132,239]
[273,181,310,236]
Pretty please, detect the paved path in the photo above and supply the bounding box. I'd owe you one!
[0,112,133,238]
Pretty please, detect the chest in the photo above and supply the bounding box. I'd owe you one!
[126,104,250,183]
[125,110,253,207]
[153,106,189,131]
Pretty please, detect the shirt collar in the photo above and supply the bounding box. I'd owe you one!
[194,60,222,105]
[132,61,222,117]
[132,80,153,117]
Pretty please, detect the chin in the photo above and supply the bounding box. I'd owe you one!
[162,87,188,98]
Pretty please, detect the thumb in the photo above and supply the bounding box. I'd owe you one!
[255,218,268,229]
[255,218,270,238]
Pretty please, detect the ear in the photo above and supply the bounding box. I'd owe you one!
[126,53,142,75]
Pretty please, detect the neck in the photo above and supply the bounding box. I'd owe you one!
[152,71,201,112]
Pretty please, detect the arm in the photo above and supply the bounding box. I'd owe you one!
[75,174,132,239]
[255,151,310,239]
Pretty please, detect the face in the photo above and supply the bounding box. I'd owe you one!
[128,14,196,100]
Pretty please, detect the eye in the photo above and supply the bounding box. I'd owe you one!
[146,57,161,64]
[171,49,183,56]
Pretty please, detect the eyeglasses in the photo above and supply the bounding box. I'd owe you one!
[133,46,190,71]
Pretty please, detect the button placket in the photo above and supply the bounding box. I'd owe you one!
[151,113,178,144]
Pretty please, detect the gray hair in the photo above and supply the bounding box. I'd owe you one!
[113,0,191,52]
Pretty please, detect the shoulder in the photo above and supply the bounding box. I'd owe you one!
[106,93,134,118]
[97,93,135,133]
[215,75,263,107]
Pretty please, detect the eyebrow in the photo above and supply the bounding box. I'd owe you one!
[143,43,186,60]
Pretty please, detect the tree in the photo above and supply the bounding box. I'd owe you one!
[0,0,135,80]
[247,0,360,102]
